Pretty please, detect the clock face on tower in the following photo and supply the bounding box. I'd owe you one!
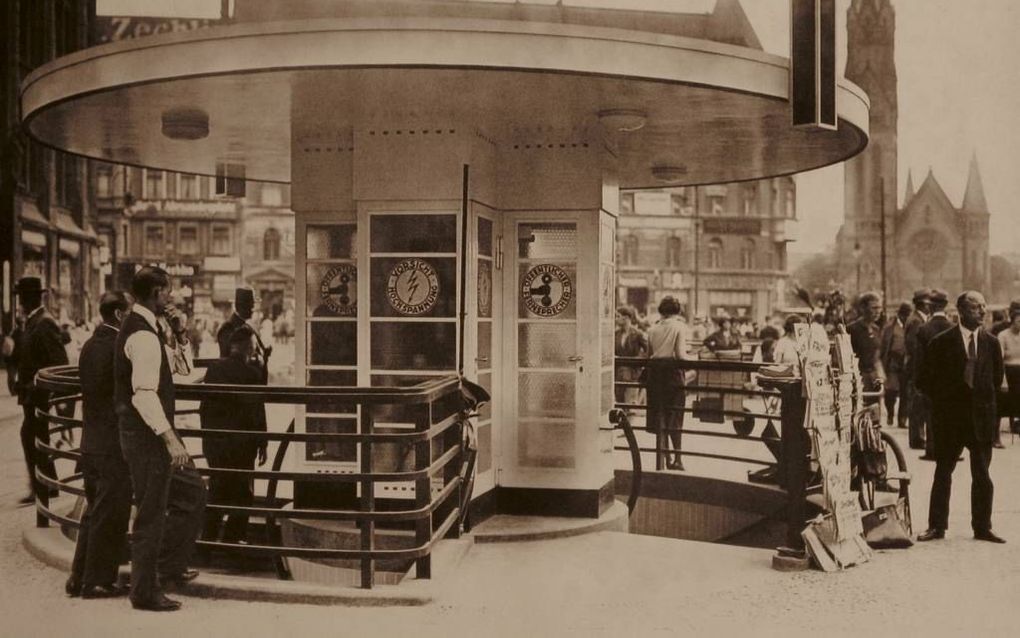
[907,229,949,273]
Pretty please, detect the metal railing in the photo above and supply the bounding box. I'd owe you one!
[33,365,467,589]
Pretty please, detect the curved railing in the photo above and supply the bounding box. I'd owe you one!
[33,366,467,589]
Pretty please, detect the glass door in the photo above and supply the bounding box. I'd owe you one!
[471,204,498,495]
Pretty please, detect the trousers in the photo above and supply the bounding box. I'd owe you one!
[69,453,132,587]
[927,440,994,533]
[120,428,207,604]
[203,444,258,544]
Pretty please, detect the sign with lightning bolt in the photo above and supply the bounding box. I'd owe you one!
[387,258,440,315]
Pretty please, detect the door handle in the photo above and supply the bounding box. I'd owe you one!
[568,355,583,362]
[476,356,490,363]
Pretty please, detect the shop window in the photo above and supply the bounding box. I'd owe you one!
[666,236,682,268]
[144,223,165,257]
[178,225,198,255]
[144,170,163,200]
[743,185,757,216]
[179,174,198,200]
[96,165,112,198]
[740,239,756,270]
[264,227,281,260]
[622,235,639,265]
[707,238,723,269]
[211,224,232,255]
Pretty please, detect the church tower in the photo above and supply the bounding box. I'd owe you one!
[961,154,991,291]
[835,0,899,299]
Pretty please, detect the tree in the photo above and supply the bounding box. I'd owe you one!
[989,255,1019,304]
[789,251,838,305]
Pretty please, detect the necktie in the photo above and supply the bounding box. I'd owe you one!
[964,333,976,388]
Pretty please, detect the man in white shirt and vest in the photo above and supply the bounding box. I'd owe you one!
[116,266,206,611]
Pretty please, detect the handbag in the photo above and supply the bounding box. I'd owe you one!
[861,499,913,549]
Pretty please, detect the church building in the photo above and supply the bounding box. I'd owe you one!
[834,0,990,303]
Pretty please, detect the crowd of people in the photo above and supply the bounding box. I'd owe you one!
[617,286,1012,545]
[8,273,274,611]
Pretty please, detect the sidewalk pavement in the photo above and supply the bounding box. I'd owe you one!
[1,388,1019,636]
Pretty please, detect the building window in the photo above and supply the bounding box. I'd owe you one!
[786,190,796,219]
[670,189,692,216]
[144,223,165,257]
[622,235,639,265]
[179,174,199,200]
[119,222,130,257]
[620,192,635,215]
[54,153,81,209]
[264,227,282,260]
[740,239,756,270]
[707,238,723,269]
[771,183,779,217]
[708,196,724,216]
[211,224,232,255]
[144,170,163,200]
[178,225,199,256]
[666,237,682,268]
[96,165,113,198]
[743,185,757,216]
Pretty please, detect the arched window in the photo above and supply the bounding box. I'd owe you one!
[666,236,682,267]
[740,238,756,270]
[623,235,639,265]
[263,227,281,261]
[707,238,723,269]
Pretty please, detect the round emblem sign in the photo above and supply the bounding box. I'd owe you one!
[387,258,440,315]
[521,264,573,317]
[319,264,357,316]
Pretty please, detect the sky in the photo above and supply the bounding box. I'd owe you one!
[96,0,1020,253]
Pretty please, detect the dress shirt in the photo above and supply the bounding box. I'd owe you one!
[959,324,978,357]
[647,316,691,360]
[999,328,1020,366]
[124,306,192,436]
[772,336,800,366]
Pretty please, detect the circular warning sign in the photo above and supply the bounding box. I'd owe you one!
[319,264,357,316]
[387,258,440,315]
[521,264,573,317]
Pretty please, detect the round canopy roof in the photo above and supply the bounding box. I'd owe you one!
[22,17,869,187]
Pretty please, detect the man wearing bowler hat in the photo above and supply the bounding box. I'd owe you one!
[14,277,67,505]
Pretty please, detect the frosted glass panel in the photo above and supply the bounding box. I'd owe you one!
[518,372,574,419]
[305,417,356,463]
[518,421,575,468]
[478,424,492,473]
[477,372,492,421]
[306,262,357,318]
[371,215,456,253]
[370,322,457,370]
[308,321,356,366]
[478,217,493,257]
[517,222,577,259]
[307,225,356,260]
[518,323,574,368]
[477,321,492,368]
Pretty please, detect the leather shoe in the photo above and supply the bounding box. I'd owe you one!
[917,528,945,542]
[131,594,181,612]
[65,576,81,597]
[159,569,199,586]
[918,455,936,461]
[18,494,35,506]
[974,530,1006,544]
[81,583,128,599]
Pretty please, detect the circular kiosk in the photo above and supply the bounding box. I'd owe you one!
[22,3,868,546]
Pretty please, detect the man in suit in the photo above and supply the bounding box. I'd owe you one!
[117,267,207,611]
[14,277,68,505]
[880,302,912,427]
[201,325,268,545]
[914,290,953,461]
[66,291,133,599]
[904,289,931,447]
[847,292,885,404]
[917,291,1006,544]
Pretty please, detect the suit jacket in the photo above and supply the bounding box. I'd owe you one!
[200,356,267,458]
[847,318,882,376]
[913,314,952,386]
[903,310,927,378]
[216,313,248,359]
[16,307,69,406]
[79,324,121,456]
[918,325,1003,453]
[880,318,907,373]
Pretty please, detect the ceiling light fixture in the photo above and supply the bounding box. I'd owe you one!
[651,165,688,183]
[598,109,647,133]
[161,107,209,141]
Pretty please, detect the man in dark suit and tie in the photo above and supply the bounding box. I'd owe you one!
[917,290,1006,544]
[66,291,133,598]
[14,277,68,505]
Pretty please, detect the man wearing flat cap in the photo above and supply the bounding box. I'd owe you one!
[14,277,67,505]
[904,288,932,447]
[914,289,952,460]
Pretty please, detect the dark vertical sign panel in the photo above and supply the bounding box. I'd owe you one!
[790,0,837,129]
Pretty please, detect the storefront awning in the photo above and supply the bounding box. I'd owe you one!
[53,211,97,242]
[21,229,48,249]
[59,238,81,258]
[18,199,53,230]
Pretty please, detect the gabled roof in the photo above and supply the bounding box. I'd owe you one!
[961,153,989,214]
[908,168,957,215]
